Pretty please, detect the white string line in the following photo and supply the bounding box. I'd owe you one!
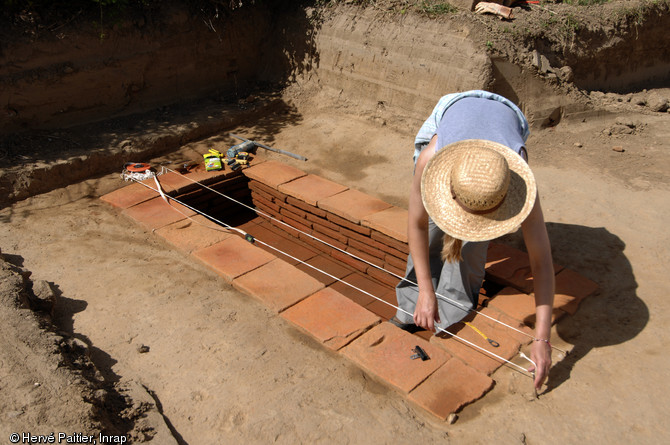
[161,167,566,355]
[131,175,533,378]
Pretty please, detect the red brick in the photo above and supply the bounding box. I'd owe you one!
[371,230,410,255]
[266,215,296,234]
[487,287,563,328]
[232,259,324,313]
[243,160,306,189]
[278,175,348,206]
[251,193,282,213]
[554,268,599,314]
[249,188,275,206]
[279,204,309,222]
[281,287,380,350]
[122,197,197,230]
[367,265,403,288]
[308,230,348,252]
[295,254,353,286]
[341,322,450,394]
[331,249,368,273]
[338,225,375,246]
[385,254,407,271]
[430,317,523,376]
[313,222,348,244]
[318,189,392,224]
[254,202,281,222]
[249,180,288,202]
[298,232,335,255]
[155,214,233,253]
[346,246,385,268]
[329,272,392,307]
[362,206,409,244]
[348,238,386,260]
[485,243,534,293]
[193,236,275,282]
[148,170,199,195]
[385,263,406,279]
[287,196,327,218]
[305,213,340,232]
[245,224,318,265]
[408,359,494,419]
[342,228,406,262]
[281,214,312,235]
[327,213,372,236]
[101,182,158,209]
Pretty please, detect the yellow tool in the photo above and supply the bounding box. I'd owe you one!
[208,148,224,158]
[464,322,500,347]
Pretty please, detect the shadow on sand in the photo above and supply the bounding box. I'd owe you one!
[502,222,647,391]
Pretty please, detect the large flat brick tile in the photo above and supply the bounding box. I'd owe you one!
[362,206,409,243]
[232,259,325,313]
[148,170,199,194]
[278,175,348,206]
[487,287,563,328]
[122,197,197,230]
[318,189,392,224]
[554,268,599,314]
[193,236,275,282]
[408,359,494,419]
[485,243,534,293]
[281,287,381,350]
[341,322,450,394]
[101,182,158,209]
[486,243,565,294]
[477,307,534,346]
[155,215,233,253]
[243,160,306,189]
[430,318,522,376]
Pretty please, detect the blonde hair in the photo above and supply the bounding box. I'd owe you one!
[441,233,463,263]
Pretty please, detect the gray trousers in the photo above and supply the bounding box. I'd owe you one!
[395,219,488,331]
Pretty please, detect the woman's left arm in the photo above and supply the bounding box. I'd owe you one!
[521,194,555,390]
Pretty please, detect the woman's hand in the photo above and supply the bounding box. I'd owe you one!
[529,339,552,390]
[414,289,440,332]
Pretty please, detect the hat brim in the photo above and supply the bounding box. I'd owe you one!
[421,139,537,242]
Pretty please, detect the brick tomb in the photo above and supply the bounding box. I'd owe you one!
[101,156,598,420]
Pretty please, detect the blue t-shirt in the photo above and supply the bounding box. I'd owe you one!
[436,97,526,157]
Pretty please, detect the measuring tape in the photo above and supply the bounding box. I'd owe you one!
[464,322,500,347]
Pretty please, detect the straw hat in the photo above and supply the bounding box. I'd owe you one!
[421,139,537,242]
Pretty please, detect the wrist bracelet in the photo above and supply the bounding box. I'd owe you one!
[535,338,552,348]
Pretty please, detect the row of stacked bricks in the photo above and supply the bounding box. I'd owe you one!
[101,157,600,421]
[247,175,408,288]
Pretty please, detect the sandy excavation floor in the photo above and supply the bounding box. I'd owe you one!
[2,99,670,444]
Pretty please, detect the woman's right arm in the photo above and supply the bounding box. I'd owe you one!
[408,135,440,331]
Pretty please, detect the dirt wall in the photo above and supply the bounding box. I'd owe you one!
[1,4,583,137]
[0,4,311,135]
